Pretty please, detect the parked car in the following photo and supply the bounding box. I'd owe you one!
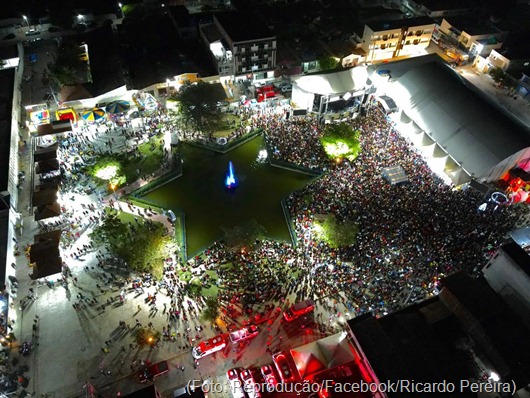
[377,69,391,77]
[24,29,40,36]
[272,352,296,383]
[241,368,261,398]
[260,364,279,387]
[283,300,315,322]
[226,368,246,398]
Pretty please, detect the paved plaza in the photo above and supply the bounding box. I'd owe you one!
[4,38,529,398]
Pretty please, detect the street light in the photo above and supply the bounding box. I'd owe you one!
[109,183,116,199]
[118,2,123,9]
[22,15,29,27]
[77,14,84,21]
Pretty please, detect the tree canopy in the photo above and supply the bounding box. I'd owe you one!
[175,82,225,133]
[133,326,161,348]
[313,214,358,248]
[201,297,220,323]
[320,123,361,161]
[90,211,173,279]
[318,56,339,71]
[48,39,90,87]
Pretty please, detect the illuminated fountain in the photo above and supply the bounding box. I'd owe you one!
[225,161,237,189]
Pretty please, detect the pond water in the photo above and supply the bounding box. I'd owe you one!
[141,136,314,256]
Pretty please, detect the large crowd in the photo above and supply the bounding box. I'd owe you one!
[14,97,525,395]
[157,105,523,320]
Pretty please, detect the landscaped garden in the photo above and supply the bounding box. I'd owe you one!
[90,209,176,279]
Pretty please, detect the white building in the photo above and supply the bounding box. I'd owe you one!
[359,17,434,63]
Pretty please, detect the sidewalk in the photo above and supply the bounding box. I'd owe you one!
[457,64,530,128]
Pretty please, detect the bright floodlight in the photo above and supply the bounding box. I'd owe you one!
[23,15,27,20]
[489,372,500,382]
[343,92,351,101]
[95,165,118,181]
[78,14,83,20]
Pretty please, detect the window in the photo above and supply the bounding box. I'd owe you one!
[413,39,420,45]
[381,44,386,49]
[383,34,388,40]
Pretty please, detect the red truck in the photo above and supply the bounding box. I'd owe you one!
[138,360,170,383]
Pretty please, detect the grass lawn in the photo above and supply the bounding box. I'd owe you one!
[121,135,165,180]
[201,270,219,298]
[212,114,240,138]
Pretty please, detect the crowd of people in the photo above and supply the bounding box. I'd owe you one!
[14,95,526,396]
[196,105,525,319]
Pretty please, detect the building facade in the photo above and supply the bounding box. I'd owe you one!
[201,12,277,82]
[359,17,434,63]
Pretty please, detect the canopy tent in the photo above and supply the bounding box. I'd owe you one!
[29,109,50,126]
[290,333,355,379]
[81,108,106,123]
[30,255,62,280]
[33,186,59,207]
[34,146,57,162]
[29,239,60,263]
[59,84,92,103]
[106,100,130,114]
[35,203,61,221]
[392,62,530,181]
[292,66,368,95]
[35,159,60,174]
[36,120,72,136]
[56,107,77,123]
[34,229,62,244]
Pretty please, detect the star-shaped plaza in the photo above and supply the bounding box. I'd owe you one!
[141,136,315,255]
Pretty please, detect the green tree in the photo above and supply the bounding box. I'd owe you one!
[320,123,361,161]
[90,211,173,279]
[489,67,505,84]
[175,82,225,134]
[318,56,339,71]
[313,214,358,248]
[48,0,74,29]
[48,39,89,87]
[86,155,127,188]
[201,297,220,323]
[133,327,161,348]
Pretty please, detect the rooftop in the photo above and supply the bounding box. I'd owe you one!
[75,25,125,97]
[444,16,503,35]
[0,67,14,192]
[497,32,530,61]
[441,273,530,387]
[502,241,530,276]
[348,298,480,397]
[366,16,435,32]
[201,23,224,44]
[413,0,476,11]
[214,11,275,43]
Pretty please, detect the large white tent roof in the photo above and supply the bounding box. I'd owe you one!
[292,67,368,96]
[390,62,530,181]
